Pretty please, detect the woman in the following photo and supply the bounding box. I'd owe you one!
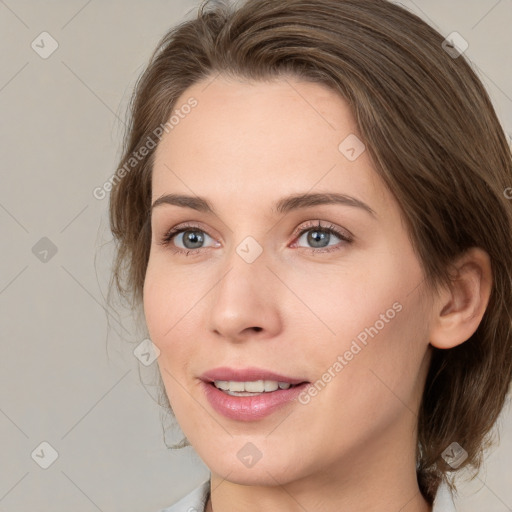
[108,0,512,510]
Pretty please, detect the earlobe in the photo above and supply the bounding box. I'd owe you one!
[429,247,493,350]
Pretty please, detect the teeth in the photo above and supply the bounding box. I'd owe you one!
[213,380,294,393]
[244,380,264,392]
[264,380,278,392]
[213,381,230,391]
[229,381,245,392]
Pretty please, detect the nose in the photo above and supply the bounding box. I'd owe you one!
[207,244,283,342]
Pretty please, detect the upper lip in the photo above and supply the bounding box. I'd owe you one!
[200,367,308,385]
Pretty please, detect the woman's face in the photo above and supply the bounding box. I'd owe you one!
[144,75,434,486]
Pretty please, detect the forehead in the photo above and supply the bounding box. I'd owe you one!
[151,75,387,211]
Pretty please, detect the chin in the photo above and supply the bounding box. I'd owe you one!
[212,467,294,487]
[204,450,306,486]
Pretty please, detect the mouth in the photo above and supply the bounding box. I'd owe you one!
[199,367,311,421]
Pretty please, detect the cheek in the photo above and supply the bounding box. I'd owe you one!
[143,262,189,359]
[316,284,428,426]
[292,251,427,408]
[285,256,411,354]
[142,268,166,344]
[143,255,195,334]
[143,269,192,408]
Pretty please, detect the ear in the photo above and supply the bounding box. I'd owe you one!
[429,247,493,349]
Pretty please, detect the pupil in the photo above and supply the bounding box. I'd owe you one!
[308,229,329,248]
[184,230,204,249]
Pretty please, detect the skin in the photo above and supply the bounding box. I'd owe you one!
[143,74,492,512]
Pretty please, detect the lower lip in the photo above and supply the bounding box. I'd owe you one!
[201,381,310,421]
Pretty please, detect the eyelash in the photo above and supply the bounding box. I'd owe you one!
[158,221,353,257]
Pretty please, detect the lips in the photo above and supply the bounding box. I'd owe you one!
[199,366,311,421]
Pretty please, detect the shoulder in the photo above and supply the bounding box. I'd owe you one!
[433,480,457,512]
[156,480,210,512]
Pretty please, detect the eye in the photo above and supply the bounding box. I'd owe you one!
[158,223,219,256]
[292,221,353,253]
[157,220,353,257]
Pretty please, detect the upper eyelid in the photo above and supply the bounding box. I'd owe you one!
[161,220,343,235]
[161,220,352,245]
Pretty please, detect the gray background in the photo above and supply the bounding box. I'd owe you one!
[1,1,511,511]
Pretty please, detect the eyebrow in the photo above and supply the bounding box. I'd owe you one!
[151,192,376,217]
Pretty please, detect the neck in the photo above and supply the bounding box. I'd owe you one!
[205,477,432,512]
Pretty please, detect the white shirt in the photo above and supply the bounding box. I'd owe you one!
[158,478,457,511]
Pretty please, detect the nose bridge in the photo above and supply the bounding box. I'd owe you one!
[219,229,271,295]
[207,235,281,339]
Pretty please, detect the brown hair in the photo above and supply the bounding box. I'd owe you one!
[108,0,512,503]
